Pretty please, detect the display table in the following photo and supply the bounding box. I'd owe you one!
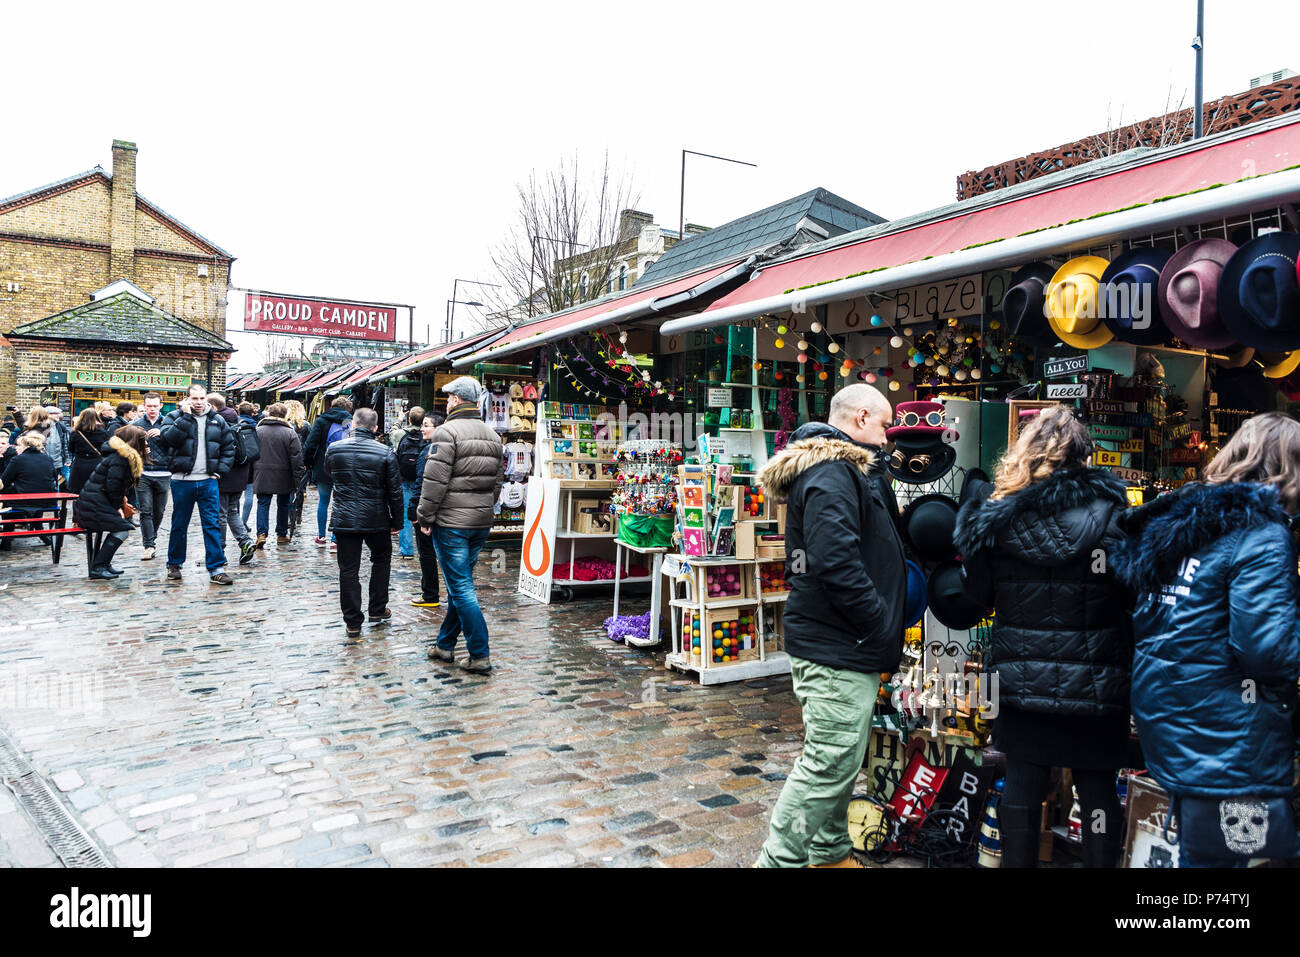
[661,554,791,685]
[610,540,669,647]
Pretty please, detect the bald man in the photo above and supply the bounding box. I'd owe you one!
[754,383,907,868]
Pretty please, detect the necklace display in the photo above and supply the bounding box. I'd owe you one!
[611,441,683,516]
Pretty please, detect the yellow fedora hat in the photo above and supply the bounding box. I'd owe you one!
[1046,256,1114,349]
[1255,350,1300,379]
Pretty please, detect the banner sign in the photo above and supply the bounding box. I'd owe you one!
[518,477,561,604]
[244,292,398,342]
[66,369,192,390]
[1045,382,1087,399]
[1043,355,1089,378]
[1094,449,1123,467]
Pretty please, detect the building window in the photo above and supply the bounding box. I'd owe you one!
[618,264,628,291]
[580,273,588,298]
[642,259,654,276]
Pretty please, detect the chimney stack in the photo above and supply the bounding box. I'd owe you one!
[618,209,654,241]
[109,139,137,279]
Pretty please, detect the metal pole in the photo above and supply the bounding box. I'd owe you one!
[409,304,415,351]
[450,279,459,344]
[1193,0,1205,139]
[679,149,686,247]
[529,238,536,319]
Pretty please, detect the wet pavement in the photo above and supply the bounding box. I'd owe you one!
[0,488,802,867]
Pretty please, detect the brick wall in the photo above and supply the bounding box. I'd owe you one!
[8,339,228,412]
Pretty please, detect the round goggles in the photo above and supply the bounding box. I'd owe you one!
[896,410,945,428]
[890,449,933,474]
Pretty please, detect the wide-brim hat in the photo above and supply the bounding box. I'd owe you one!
[1157,239,1238,349]
[1099,248,1173,345]
[1219,232,1300,352]
[926,561,988,631]
[960,468,993,508]
[1254,350,1300,379]
[885,400,957,442]
[509,382,524,399]
[888,434,957,485]
[902,493,959,563]
[1046,256,1114,349]
[904,560,927,629]
[1002,263,1058,344]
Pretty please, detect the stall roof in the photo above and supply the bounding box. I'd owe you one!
[326,354,412,394]
[372,329,506,381]
[277,365,339,392]
[661,113,1300,334]
[450,262,741,368]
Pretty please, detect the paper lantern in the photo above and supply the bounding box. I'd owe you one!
[810,321,823,333]
[865,372,877,384]
[937,364,950,377]
[818,370,828,380]
[890,335,904,348]
[797,340,809,351]
[774,338,785,349]
[828,342,840,354]
[796,352,808,364]
[870,314,883,327]
[888,380,901,391]
[796,373,806,383]
[777,324,788,334]
[971,369,982,380]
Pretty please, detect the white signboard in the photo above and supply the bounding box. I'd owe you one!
[1045,382,1088,399]
[518,477,561,604]
[707,388,732,408]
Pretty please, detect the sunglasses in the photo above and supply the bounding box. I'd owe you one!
[890,449,933,474]
[896,410,945,428]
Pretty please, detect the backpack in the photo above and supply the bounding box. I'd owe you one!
[232,421,261,466]
[396,432,423,480]
[326,418,351,449]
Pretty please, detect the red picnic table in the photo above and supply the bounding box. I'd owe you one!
[0,492,82,564]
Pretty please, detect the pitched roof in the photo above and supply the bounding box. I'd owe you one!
[0,166,233,260]
[7,290,234,351]
[638,187,885,284]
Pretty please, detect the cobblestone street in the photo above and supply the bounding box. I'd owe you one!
[0,490,801,867]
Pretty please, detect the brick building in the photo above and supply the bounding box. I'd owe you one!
[0,139,235,413]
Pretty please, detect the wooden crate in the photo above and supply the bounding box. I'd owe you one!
[680,604,762,666]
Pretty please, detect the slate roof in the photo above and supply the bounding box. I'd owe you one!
[639,187,885,284]
[7,291,234,351]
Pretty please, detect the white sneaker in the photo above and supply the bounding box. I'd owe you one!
[141,547,155,561]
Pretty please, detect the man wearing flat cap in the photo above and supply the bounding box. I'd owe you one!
[416,376,505,674]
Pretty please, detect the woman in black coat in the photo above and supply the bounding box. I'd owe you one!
[75,426,147,580]
[0,432,59,551]
[67,408,110,494]
[253,404,305,542]
[953,405,1133,868]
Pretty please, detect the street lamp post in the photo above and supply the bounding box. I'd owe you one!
[1193,0,1205,139]
[446,278,502,343]
[679,149,757,245]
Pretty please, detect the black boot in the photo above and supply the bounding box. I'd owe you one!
[1082,832,1122,869]
[89,534,125,580]
[998,803,1040,868]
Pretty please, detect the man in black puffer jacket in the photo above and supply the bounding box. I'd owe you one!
[324,407,403,638]
[302,396,354,548]
[158,383,237,585]
[753,384,905,868]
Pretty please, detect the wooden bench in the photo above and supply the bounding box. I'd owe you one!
[0,492,83,565]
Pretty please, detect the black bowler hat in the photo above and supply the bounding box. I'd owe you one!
[926,561,989,631]
[1219,232,1300,352]
[902,494,959,563]
[1001,263,1057,344]
[888,434,957,485]
[1099,248,1173,345]
[960,468,992,508]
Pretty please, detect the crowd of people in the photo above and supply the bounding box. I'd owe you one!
[755,386,1300,870]
[0,375,505,672]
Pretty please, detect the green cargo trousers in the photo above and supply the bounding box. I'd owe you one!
[757,655,880,867]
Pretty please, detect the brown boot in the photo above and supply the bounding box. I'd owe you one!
[810,855,864,868]
[255,532,267,549]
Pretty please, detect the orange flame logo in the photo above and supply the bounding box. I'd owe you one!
[522,485,550,575]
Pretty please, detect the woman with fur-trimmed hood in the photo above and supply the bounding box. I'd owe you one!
[753,384,905,869]
[75,425,147,581]
[1112,412,1300,868]
[953,404,1132,868]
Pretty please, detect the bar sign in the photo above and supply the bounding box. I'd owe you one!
[1088,424,1130,441]
[1119,439,1144,453]
[1045,382,1087,399]
[1094,449,1123,467]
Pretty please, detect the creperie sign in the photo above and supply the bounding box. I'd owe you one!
[244,293,397,343]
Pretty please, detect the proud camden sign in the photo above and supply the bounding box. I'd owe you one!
[243,291,399,343]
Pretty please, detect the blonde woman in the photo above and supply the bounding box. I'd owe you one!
[953,403,1132,868]
[1115,412,1300,867]
[0,432,59,551]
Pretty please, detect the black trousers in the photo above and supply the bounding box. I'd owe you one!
[415,524,441,602]
[137,474,170,548]
[335,530,392,628]
[1003,760,1123,851]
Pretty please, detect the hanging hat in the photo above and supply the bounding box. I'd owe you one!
[1254,349,1300,379]
[523,401,536,417]
[904,560,928,629]
[509,382,525,399]
[1045,256,1113,349]
[926,561,988,630]
[508,414,526,432]
[1099,248,1173,345]
[1157,238,1238,349]
[1218,232,1300,352]
[902,494,959,563]
[1214,344,1256,368]
[960,468,993,508]
[886,400,957,441]
[888,434,957,485]
[522,384,539,401]
[1001,263,1058,344]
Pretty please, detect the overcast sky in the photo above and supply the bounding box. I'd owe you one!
[3,0,1297,371]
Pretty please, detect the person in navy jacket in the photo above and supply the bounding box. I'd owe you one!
[1114,412,1300,867]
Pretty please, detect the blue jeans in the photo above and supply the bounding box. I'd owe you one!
[399,480,419,556]
[257,493,291,537]
[316,480,334,539]
[167,478,225,574]
[241,485,254,525]
[60,465,70,486]
[432,526,491,659]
